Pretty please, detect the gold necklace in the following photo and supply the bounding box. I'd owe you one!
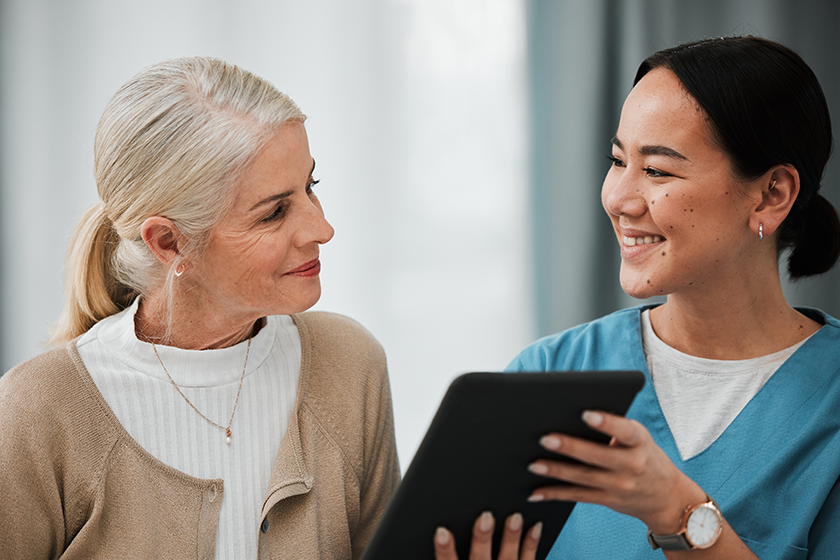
[151,337,251,445]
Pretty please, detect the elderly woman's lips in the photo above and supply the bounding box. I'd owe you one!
[286,258,321,276]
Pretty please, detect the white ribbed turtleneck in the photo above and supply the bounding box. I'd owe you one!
[77,299,301,559]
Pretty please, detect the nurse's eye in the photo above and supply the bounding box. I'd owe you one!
[643,167,672,178]
[607,155,625,168]
[306,179,320,195]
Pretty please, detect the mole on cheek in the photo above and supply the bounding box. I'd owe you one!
[661,251,666,256]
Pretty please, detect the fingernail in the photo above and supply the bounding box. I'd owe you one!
[540,435,561,450]
[582,410,603,426]
[435,527,450,545]
[508,513,523,531]
[531,522,543,540]
[528,462,549,475]
[479,511,494,532]
[527,493,545,503]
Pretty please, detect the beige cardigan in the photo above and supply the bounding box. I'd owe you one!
[0,311,400,559]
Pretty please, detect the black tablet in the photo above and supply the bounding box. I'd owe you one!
[361,370,646,560]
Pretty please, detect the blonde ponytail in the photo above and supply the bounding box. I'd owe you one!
[50,203,137,344]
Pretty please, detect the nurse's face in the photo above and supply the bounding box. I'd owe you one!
[601,68,760,300]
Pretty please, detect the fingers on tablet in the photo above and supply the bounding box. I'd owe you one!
[433,526,457,560]
[433,513,542,560]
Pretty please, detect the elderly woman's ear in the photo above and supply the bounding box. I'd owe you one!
[141,216,185,268]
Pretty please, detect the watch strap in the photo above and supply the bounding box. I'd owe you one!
[647,531,691,550]
[646,494,720,551]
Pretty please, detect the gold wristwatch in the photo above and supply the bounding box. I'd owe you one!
[647,495,723,550]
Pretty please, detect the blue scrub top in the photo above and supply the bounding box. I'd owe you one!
[507,306,840,560]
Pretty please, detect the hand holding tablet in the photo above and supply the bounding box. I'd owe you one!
[360,370,645,560]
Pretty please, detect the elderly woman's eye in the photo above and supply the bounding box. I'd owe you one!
[264,204,286,222]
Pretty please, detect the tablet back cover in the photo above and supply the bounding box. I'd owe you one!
[361,370,645,560]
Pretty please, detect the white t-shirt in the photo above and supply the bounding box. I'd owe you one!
[77,299,301,559]
[641,309,806,460]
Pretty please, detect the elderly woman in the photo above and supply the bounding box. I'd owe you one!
[435,37,840,560]
[0,57,399,559]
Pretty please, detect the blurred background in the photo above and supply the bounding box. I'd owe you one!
[1,0,839,469]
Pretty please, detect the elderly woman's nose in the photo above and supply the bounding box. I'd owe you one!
[298,201,334,246]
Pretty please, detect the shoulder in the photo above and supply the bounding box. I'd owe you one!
[291,311,386,370]
[508,306,647,372]
[290,311,389,407]
[1,344,82,417]
[0,343,117,518]
[1,342,118,446]
[288,312,395,479]
[798,307,840,332]
[793,307,840,361]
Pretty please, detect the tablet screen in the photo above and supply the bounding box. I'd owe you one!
[361,370,646,560]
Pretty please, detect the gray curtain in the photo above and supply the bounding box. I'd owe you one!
[528,0,840,337]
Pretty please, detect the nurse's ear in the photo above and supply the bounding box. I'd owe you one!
[750,165,799,239]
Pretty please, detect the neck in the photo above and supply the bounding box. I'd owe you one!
[135,294,261,350]
[649,277,819,360]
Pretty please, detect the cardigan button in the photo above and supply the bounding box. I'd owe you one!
[261,518,270,533]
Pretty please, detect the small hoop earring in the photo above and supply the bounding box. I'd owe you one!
[758,223,764,241]
[174,263,185,277]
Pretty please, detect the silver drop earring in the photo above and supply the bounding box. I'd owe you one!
[757,180,774,240]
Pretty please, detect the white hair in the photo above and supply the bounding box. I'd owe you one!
[51,57,305,344]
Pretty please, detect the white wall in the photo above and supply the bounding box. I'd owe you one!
[0,0,533,468]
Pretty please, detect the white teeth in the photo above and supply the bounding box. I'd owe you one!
[624,235,663,246]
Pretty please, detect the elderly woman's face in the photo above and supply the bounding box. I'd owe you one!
[192,122,334,320]
[601,68,761,300]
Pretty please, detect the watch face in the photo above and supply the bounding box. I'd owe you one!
[685,504,723,549]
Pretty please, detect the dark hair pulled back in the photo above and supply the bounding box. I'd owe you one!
[635,36,840,278]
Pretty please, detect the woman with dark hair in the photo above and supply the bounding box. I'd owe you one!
[435,36,840,560]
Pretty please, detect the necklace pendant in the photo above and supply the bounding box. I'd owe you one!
[226,428,232,445]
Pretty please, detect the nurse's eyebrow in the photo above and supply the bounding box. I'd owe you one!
[611,136,689,161]
[249,159,318,212]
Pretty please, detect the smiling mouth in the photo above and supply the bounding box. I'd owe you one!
[287,258,320,274]
[623,235,665,246]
